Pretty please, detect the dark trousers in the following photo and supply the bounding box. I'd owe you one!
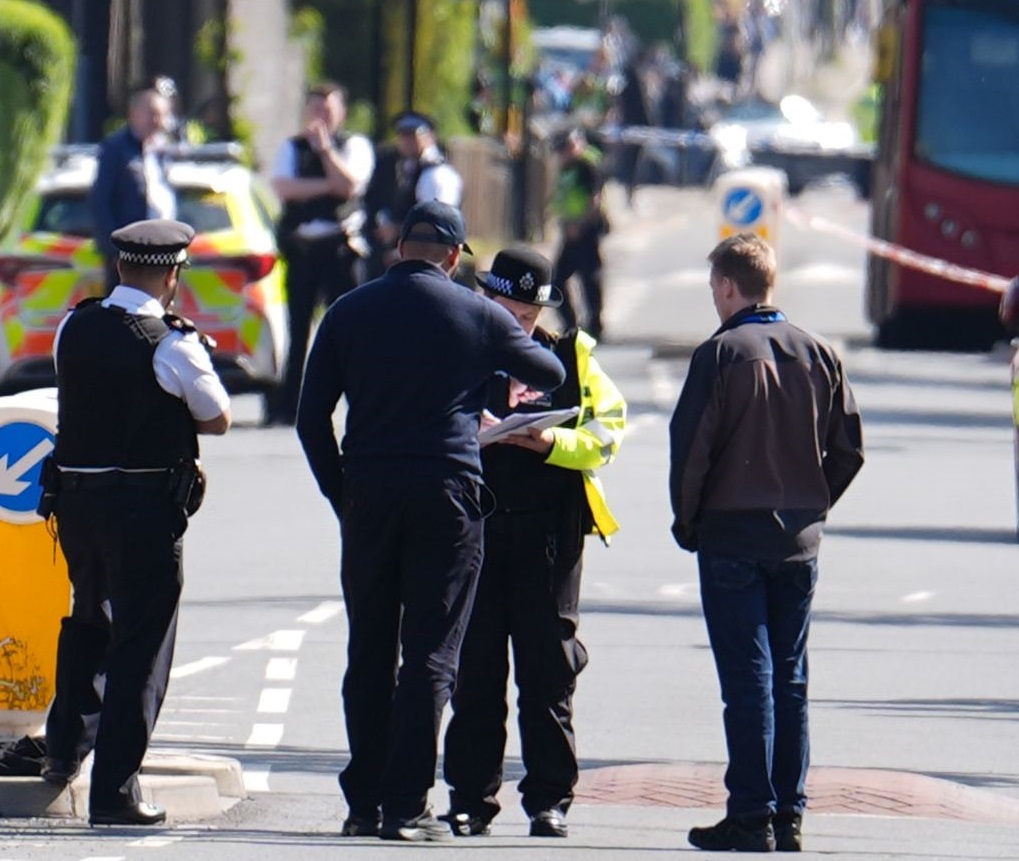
[554,230,604,339]
[337,471,484,823]
[272,236,361,423]
[697,551,817,819]
[45,478,184,809]
[443,509,588,820]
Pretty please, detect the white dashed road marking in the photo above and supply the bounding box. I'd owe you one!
[256,688,292,714]
[298,600,343,624]
[169,656,230,679]
[245,723,284,747]
[266,657,298,681]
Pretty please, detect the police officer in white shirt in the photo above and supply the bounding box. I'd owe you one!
[268,81,375,426]
[42,219,230,827]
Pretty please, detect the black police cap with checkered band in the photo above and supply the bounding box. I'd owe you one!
[476,246,563,308]
[111,219,195,267]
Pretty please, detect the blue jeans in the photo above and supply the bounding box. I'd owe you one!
[697,551,817,819]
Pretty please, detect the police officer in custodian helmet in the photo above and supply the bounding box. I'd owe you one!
[41,219,231,826]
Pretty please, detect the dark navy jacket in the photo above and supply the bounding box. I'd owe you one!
[89,127,166,257]
[296,260,566,502]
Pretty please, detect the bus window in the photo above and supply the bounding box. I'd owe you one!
[914,2,1019,185]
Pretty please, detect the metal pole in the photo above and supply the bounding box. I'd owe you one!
[405,0,417,110]
[500,0,511,136]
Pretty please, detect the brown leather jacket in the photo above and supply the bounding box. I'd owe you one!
[668,304,864,560]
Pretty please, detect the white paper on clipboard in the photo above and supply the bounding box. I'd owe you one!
[478,406,580,445]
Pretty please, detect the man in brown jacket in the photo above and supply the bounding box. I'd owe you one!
[669,233,863,853]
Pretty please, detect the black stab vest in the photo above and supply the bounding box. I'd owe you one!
[277,133,363,237]
[481,328,584,513]
[54,300,198,469]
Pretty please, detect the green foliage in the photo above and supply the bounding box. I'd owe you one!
[530,0,683,46]
[0,0,75,242]
[683,0,717,74]
[290,6,325,84]
[380,0,477,138]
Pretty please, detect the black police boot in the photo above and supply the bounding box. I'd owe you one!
[529,809,568,837]
[774,811,803,852]
[340,811,381,836]
[688,814,776,852]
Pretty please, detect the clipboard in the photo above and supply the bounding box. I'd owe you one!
[478,406,580,445]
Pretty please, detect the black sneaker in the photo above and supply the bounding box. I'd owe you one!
[774,811,803,852]
[688,815,776,852]
[340,813,381,837]
[529,809,568,838]
[379,810,453,842]
[438,810,492,836]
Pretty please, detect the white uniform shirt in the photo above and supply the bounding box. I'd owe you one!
[271,133,375,199]
[143,150,177,220]
[53,286,230,423]
[415,144,463,206]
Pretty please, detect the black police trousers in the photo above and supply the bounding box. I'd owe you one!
[443,507,589,821]
[336,471,484,824]
[554,228,604,339]
[272,235,362,424]
[45,474,184,809]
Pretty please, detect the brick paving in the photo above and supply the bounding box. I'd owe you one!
[574,762,1019,826]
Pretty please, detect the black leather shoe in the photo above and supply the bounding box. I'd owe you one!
[688,815,775,852]
[40,757,80,786]
[340,813,381,836]
[379,809,452,842]
[774,811,803,852]
[89,802,167,826]
[439,810,492,836]
[529,809,568,837]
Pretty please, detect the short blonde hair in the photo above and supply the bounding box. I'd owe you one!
[708,233,776,301]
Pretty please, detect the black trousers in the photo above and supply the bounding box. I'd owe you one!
[45,475,184,808]
[337,471,484,823]
[273,235,362,423]
[554,229,604,339]
[443,508,588,820]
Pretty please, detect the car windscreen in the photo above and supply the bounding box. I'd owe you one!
[914,0,1019,185]
[30,187,233,237]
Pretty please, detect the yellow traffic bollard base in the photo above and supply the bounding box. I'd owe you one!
[0,520,69,740]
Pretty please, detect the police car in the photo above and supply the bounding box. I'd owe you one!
[0,143,287,396]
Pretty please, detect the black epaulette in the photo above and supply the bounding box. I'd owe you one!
[163,312,198,334]
[72,296,104,312]
[163,312,218,351]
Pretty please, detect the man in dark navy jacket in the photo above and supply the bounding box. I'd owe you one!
[90,89,176,293]
[297,201,565,843]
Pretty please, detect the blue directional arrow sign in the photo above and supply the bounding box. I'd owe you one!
[722,187,764,228]
[0,421,55,525]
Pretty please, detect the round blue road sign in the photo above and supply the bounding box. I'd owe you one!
[0,421,56,524]
[722,187,764,228]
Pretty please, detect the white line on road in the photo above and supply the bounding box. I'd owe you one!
[266,657,298,681]
[900,591,935,603]
[257,688,292,714]
[658,583,696,598]
[243,768,272,793]
[127,836,183,848]
[298,601,343,624]
[152,733,231,742]
[169,656,231,679]
[234,630,306,652]
[246,723,284,747]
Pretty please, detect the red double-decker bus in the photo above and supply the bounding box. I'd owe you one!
[867,0,1019,349]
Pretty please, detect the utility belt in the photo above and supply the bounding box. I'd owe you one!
[37,458,206,519]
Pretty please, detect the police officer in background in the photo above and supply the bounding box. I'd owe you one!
[365,111,464,277]
[442,247,626,839]
[42,220,231,826]
[268,81,375,426]
[551,129,608,341]
[296,203,565,842]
